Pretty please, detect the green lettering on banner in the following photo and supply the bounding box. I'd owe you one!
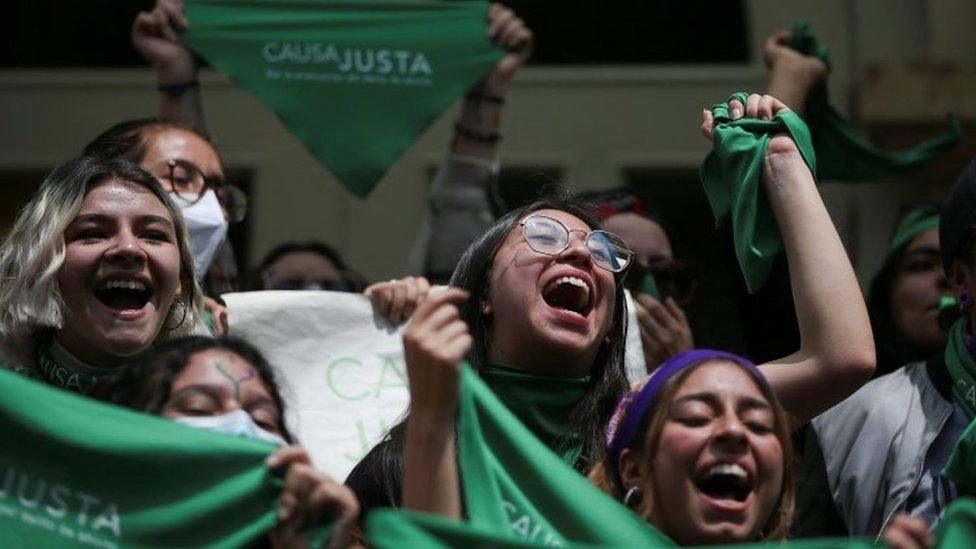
[375,356,407,398]
[326,357,369,401]
[180,0,503,198]
[344,418,391,463]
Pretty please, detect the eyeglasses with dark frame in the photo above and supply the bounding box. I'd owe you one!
[161,158,248,223]
[519,214,633,273]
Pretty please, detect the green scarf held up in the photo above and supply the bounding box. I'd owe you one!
[699,92,817,293]
[181,0,503,198]
[368,363,674,548]
[934,498,976,548]
[0,367,287,547]
[481,363,588,465]
[789,21,963,182]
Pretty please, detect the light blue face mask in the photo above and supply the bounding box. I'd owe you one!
[173,409,286,446]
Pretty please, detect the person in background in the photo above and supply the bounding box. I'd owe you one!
[252,241,368,293]
[580,188,695,371]
[867,205,950,378]
[794,162,976,540]
[95,336,359,548]
[0,155,203,395]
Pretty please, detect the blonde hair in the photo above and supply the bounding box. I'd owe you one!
[588,360,795,541]
[0,156,204,366]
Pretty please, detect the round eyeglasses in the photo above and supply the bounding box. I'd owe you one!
[162,159,248,223]
[520,215,633,273]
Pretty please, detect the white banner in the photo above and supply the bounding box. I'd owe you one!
[224,290,409,481]
[223,289,646,482]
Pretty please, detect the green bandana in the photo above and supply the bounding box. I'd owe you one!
[481,363,588,465]
[789,21,963,182]
[944,320,976,419]
[699,92,817,293]
[887,206,940,253]
[32,337,117,395]
[0,367,287,547]
[367,363,673,547]
[934,498,976,547]
[181,0,503,198]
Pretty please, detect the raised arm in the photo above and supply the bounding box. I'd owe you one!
[132,0,211,135]
[762,30,828,115]
[406,5,532,280]
[400,288,472,517]
[703,94,874,424]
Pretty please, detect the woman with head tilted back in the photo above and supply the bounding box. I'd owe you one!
[0,155,202,395]
[347,94,875,526]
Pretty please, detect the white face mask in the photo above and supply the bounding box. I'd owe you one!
[170,190,229,278]
[173,409,286,446]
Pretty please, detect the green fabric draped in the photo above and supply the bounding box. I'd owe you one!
[368,363,674,547]
[699,92,817,293]
[942,320,976,495]
[0,367,283,547]
[944,320,976,420]
[481,363,588,465]
[887,206,940,253]
[181,0,503,198]
[789,21,963,182]
[934,498,976,547]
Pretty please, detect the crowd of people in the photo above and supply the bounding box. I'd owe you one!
[1,1,973,548]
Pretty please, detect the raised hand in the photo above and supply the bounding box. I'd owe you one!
[132,0,197,84]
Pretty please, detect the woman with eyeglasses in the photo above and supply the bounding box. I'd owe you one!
[0,155,204,395]
[347,97,874,523]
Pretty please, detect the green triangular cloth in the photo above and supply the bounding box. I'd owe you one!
[367,363,674,547]
[0,368,286,547]
[181,0,504,198]
[789,21,963,182]
[700,92,817,293]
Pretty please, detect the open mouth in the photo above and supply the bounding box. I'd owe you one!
[94,279,153,313]
[695,463,753,504]
[542,276,592,317]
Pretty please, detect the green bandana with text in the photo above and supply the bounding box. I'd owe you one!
[0,367,283,547]
[181,0,503,198]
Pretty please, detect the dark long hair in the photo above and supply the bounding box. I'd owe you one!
[94,335,296,443]
[370,197,630,504]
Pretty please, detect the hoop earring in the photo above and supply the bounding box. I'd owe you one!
[623,487,643,508]
[164,297,188,331]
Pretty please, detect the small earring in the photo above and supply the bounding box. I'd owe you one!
[623,486,643,508]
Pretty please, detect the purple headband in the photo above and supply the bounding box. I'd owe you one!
[605,349,769,490]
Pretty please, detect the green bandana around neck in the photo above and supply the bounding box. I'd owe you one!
[367,363,673,547]
[0,367,289,547]
[888,207,940,253]
[181,0,503,198]
[481,363,589,465]
[33,337,117,395]
[944,319,976,420]
[699,91,817,293]
[788,21,963,182]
